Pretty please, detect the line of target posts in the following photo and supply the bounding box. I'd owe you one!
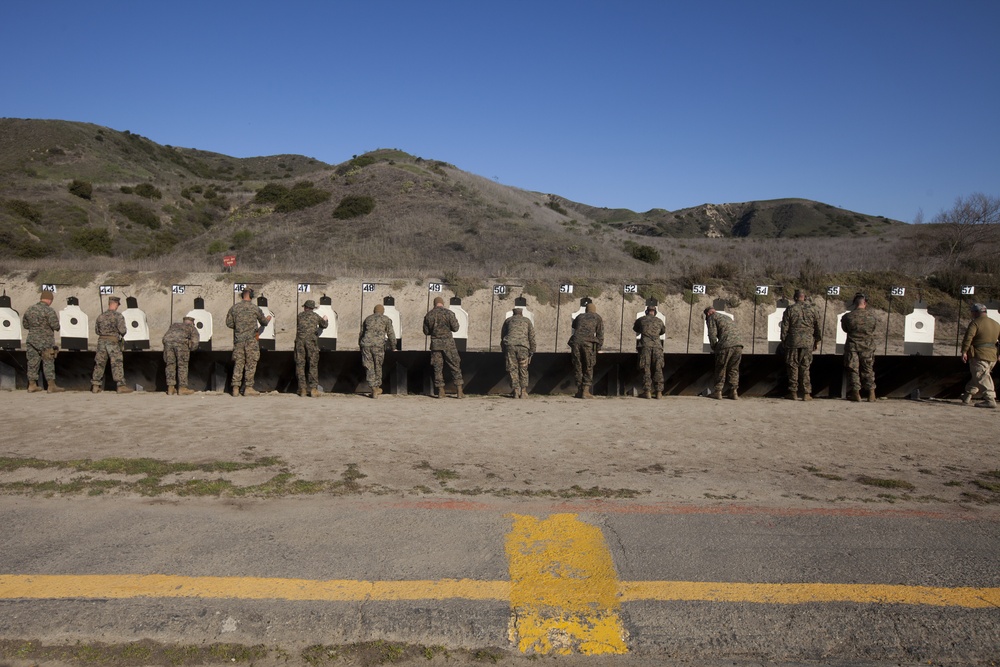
[2,279,992,356]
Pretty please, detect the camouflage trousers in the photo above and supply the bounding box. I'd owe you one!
[92,338,125,386]
[163,344,191,387]
[231,339,260,390]
[295,339,321,390]
[430,343,463,387]
[361,345,386,389]
[844,347,875,392]
[637,345,664,391]
[785,347,813,394]
[571,342,599,387]
[504,345,531,391]
[714,345,742,393]
[966,358,996,400]
[26,343,57,384]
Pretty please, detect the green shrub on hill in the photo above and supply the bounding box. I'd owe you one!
[626,242,660,264]
[332,195,376,220]
[70,227,112,255]
[254,181,331,212]
[68,179,93,200]
[133,183,163,200]
[2,199,42,223]
[113,202,160,229]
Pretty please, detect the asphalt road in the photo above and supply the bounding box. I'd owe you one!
[1,495,997,665]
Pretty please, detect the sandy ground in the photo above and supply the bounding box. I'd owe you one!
[0,272,976,355]
[0,390,997,513]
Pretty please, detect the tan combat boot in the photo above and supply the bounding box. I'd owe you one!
[371,386,381,399]
[802,394,813,401]
[710,389,722,400]
[641,388,651,399]
[582,386,595,399]
[178,387,195,396]
[511,387,520,398]
[848,390,861,402]
[434,386,444,399]
[232,387,241,397]
[867,389,876,402]
[244,387,260,397]
[47,383,65,394]
[310,388,320,398]
[298,387,307,397]
[167,386,176,396]
[456,384,465,399]
[654,389,662,400]
[520,388,528,399]
[116,385,133,394]
[27,382,41,393]
[960,392,973,405]
[727,389,739,400]
[91,384,101,394]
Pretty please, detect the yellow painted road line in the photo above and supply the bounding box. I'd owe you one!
[619,581,1000,608]
[505,513,629,656]
[0,575,507,602]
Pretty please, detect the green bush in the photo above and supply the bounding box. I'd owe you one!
[133,183,163,200]
[0,229,48,258]
[113,202,160,229]
[119,186,134,194]
[628,243,661,264]
[2,198,42,222]
[68,179,93,200]
[207,240,227,254]
[254,183,289,205]
[274,181,331,213]
[70,228,112,255]
[546,200,568,215]
[332,195,376,220]
[231,229,253,249]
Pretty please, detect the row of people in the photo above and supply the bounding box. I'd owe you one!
[19,289,998,407]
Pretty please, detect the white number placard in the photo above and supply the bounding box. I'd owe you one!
[755,285,769,296]
[233,283,247,293]
[428,283,443,293]
[100,285,115,295]
[493,285,507,295]
[691,284,707,295]
[624,284,638,294]
[171,285,185,295]
[297,283,311,293]
[362,283,376,293]
[827,286,841,296]
[560,284,574,294]
[41,284,57,293]
[961,285,975,296]
[890,287,905,297]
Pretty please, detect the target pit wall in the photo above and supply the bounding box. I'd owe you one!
[0,349,989,399]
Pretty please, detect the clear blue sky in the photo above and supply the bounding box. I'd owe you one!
[3,0,998,222]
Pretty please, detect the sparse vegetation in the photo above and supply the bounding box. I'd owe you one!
[113,201,160,229]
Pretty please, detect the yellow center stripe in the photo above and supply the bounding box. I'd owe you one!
[505,513,629,655]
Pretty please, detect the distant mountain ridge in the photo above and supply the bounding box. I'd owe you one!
[0,118,902,271]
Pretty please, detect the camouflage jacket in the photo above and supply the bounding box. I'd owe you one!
[501,314,536,353]
[422,307,459,351]
[360,313,396,349]
[633,314,665,350]
[94,310,127,338]
[707,313,742,350]
[780,301,822,349]
[296,310,328,344]
[22,301,60,348]
[570,312,604,347]
[841,308,878,354]
[961,315,1000,362]
[226,300,269,343]
[162,321,200,351]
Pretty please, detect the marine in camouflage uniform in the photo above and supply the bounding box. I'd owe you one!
[633,307,665,398]
[840,293,878,402]
[359,304,396,398]
[162,316,200,395]
[706,307,743,400]
[960,303,1000,409]
[780,290,822,400]
[21,290,63,393]
[501,308,535,398]
[422,297,463,398]
[226,290,271,396]
[91,296,131,393]
[295,300,328,397]
[569,302,603,398]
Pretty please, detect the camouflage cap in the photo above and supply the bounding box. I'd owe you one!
[971,303,987,313]
[40,290,54,301]
[108,296,121,303]
[183,315,195,322]
[433,296,445,307]
[303,299,316,309]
